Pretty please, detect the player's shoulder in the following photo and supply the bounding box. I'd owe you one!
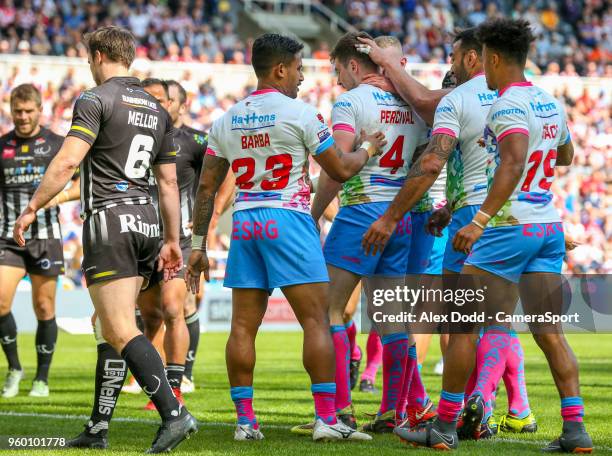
[40,127,64,143]
[180,125,208,145]
[0,129,15,145]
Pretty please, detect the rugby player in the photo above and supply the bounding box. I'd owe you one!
[307,32,429,433]
[359,30,536,437]
[0,84,77,398]
[13,26,197,452]
[394,19,593,452]
[185,33,384,442]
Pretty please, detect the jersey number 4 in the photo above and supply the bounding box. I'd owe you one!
[233,154,292,190]
[522,148,557,191]
[379,135,405,174]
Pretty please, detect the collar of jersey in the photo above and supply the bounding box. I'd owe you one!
[498,81,533,97]
[471,71,485,79]
[250,88,280,96]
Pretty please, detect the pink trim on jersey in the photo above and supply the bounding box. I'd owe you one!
[206,147,217,156]
[332,123,356,133]
[431,127,457,138]
[497,128,529,142]
[250,88,280,96]
[498,81,533,97]
[472,71,485,78]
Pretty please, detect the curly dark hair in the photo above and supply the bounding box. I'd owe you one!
[453,27,482,57]
[252,34,304,78]
[476,18,535,65]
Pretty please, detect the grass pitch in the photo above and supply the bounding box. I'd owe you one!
[0,332,610,455]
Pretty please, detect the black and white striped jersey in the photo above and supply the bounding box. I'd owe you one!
[67,77,176,220]
[149,124,206,241]
[0,127,64,240]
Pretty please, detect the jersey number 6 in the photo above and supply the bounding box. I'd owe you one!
[125,134,154,179]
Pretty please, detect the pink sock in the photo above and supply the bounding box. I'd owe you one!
[331,325,351,411]
[312,383,337,425]
[396,344,417,420]
[230,386,258,429]
[408,357,430,409]
[503,333,531,418]
[438,390,464,424]
[345,320,361,361]
[361,329,382,382]
[473,327,511,421]
[561,397,584,422]
[379,333,409,414]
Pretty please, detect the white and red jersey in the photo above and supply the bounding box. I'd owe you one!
[484,81,571,227]
[432,73,496,211]
[331,84,429,207]
[206,89,334,214]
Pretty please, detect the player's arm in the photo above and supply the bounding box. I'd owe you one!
[153,163,181,244]
[311,129,355,221]
[356,37,449,125]
[13,136,88,246]
[453,132,528,253]
[44,175,81,208]
[361,139,449,254]
[186,153,230,292]
[556,141,574,166]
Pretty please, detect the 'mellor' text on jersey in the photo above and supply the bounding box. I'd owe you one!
[128,110,158,130]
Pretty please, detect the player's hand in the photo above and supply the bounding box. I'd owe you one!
[565,235,581,251]
[158,241,183,282]
[355,37,394,67]
[13,209,37,247]
[185,250,210,294]
[426,206,452,236]
[360,130,387,157]
[362,214,396,256]
[452,223,483,254]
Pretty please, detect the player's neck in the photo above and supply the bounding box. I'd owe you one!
[14,124,41,139]
[174,119,184,129]
[99,65,131,84]
[468,66,484,80]
[495,67,527,93]
[255,81,283,96]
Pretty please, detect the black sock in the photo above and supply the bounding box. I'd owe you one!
[121,335,182,421]
[87,343,127,436]
[0,312,21,371]
[35,318,58,382]
[135,308,144,333]
[166,363,185,389]
[184,312,200,380]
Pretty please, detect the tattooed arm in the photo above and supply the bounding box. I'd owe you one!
[185,154,230,292]
[361,134,457,255]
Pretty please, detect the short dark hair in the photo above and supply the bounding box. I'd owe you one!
[453,27,482,57]
[166,80,187,105]
[141,78,169,98]
[10,83,41,107]
[331,31,376,69]
[84,26,136,68]
[476,18,535,65]
[251,34,304,78]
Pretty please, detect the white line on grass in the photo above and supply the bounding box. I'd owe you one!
[1,412,609,451]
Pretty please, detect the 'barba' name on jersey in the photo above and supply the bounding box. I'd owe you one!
[380,110,414,124]
[241,133,270,149]
[119,213,160,237]
[127,110,158,130]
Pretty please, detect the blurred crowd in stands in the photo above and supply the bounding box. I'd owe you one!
[0,63,608,285]
[0,0,610,76]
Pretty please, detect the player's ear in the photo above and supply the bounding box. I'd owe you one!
[94,50,103,65]
[274,62,286,80]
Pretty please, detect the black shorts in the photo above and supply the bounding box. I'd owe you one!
[82,204,160,286]
[145,238,192,290]
[0,237,64,276]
